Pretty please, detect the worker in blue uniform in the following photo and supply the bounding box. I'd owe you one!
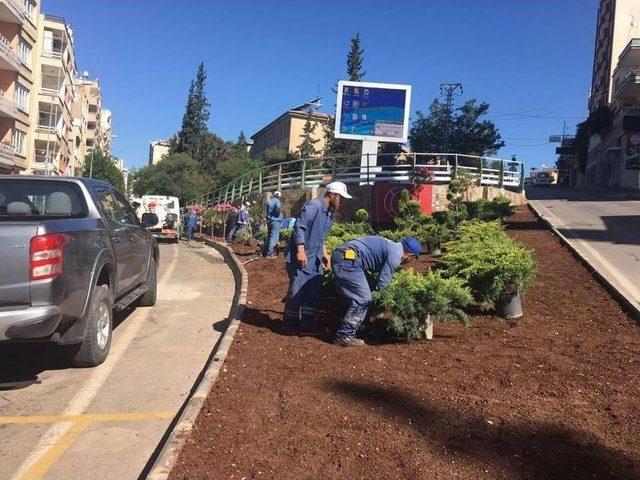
[331,235,422,347]
[262,191,283,257]
[283,182,352,335]
[227,202,250,243]
[185,209,198,241]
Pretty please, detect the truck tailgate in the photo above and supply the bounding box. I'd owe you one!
[0,223,38,305]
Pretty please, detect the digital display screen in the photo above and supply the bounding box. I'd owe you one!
[338,85,407,138]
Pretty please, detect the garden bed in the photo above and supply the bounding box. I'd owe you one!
[171,207,640,480]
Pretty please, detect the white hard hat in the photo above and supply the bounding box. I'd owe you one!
[326,181,352,199]
[274,190,281,197]
[244,201,251,207]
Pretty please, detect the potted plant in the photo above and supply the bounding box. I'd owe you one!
[376,269,473,340]
[420,222,450,255]
[441,221,536,318]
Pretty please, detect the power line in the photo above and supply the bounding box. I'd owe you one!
[440,83,463,152]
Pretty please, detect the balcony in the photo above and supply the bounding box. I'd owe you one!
[613,70,640,101]
[615,39,640,72]
[0,140,15,166]
[0,33,19,71]
[0,0,24,23]
[0,90,18,118]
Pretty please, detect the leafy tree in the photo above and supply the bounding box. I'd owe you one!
[173,62,211,164]
[297,110,320,159]
[409,98,505,156]
[214,156,263,189]
[572,105,614,174]
[236,131,248,150]
[82,148,124,193]
[132,153,211,204]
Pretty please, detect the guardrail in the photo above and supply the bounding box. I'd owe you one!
[187,152,525,207]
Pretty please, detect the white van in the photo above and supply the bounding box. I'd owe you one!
[132,195,181,242]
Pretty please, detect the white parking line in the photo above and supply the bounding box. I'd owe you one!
[11,245,179,480]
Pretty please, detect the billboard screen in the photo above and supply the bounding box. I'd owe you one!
[334,81,411,143]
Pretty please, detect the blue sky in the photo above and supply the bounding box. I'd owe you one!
[45,0,598,173]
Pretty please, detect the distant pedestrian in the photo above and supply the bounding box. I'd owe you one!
[227,202,250,243]
[331,235,421,347]
[283,182,352,335]
[185,209,198,241]
[262,191,284,257]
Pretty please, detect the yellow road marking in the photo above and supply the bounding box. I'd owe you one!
[20,420,90,480]
[0,411,175,425]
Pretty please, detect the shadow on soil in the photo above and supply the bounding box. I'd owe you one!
[0,307,135,391]
[326,380,638,480]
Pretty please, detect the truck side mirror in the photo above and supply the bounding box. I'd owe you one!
[141,213,158,228]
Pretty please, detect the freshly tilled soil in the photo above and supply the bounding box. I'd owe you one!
[171,208,640,480]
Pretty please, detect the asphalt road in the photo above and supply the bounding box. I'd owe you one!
[528,186,640,315]
[0,241,235,480]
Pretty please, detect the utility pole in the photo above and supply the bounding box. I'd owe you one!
[440,83,463,153]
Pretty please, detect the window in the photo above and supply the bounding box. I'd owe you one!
[0,180,87,220]
[112,190,138,225]
[86,139,94,147]
[23,0,35,20]
[18,40,31,67]
[14,84,28,112]
[12,129,25,155]
[96,190,119,224]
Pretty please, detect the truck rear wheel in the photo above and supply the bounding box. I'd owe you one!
[71,284,112,367]
[138,259,157,307]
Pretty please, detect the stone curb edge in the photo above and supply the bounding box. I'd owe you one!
[528,203,639,320]
[146,239,248,480]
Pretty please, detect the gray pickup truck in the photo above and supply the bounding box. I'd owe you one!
[0,176,159,367]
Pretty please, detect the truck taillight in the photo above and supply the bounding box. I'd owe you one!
[29,234,69,281]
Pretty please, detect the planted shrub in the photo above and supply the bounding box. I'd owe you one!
[464,196,515,222]
[279,227,293,243]
[376,269,473,340]
[325,221,373,252]
[442,222,536,310]
[235,229,252,245]
[354,208,369,223]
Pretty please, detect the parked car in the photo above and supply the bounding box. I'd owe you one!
[533,172,553,187]
[524,177,534,188]
[0,176,159,367]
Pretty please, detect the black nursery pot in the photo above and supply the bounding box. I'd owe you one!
[497,292,523,319]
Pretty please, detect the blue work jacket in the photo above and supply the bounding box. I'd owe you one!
[186,213,198,229]
[265,197,283,223]
[285,197,333,270]
[236,209,249,225]
[339,236,403,291]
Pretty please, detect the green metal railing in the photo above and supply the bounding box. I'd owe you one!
[187,152,525,207]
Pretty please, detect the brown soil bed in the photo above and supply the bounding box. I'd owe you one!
[171,207,640,480]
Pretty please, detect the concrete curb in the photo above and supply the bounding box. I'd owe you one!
[527,203,640,320]
[145,239,248,480]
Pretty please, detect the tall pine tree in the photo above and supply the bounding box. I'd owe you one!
[173,62,211,165]
[325,33,366,160]
[297,111,320,159]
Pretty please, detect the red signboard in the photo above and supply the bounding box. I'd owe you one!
[372,182,433,224]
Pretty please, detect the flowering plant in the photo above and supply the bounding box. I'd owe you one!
[409,166,435,190]
[190,204,206,215]
[212,203,237,213]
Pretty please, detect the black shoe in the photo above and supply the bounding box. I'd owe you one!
[298,326,329,337]
[334,335,365,347]
[277,324,298,336]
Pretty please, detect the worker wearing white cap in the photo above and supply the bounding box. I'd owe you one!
[282,182,352,335]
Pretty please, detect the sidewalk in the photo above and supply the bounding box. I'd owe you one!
[528,187,640,318]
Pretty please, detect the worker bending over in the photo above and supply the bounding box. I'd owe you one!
[331,235,421,347]
[283,182,352,335]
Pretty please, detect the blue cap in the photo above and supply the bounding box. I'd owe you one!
[402,237,422,256]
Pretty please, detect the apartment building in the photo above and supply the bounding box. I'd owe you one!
[584,0,640,188]
[100,107,111,154]
[30,13,76,176]
[0,0,39,174]
[148,138,171,165]
[250,107,329,159]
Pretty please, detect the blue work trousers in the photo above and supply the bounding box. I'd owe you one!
[283,261,323,330]
[186,226,195,240]
[263,220,282,256]
[331,250,372,337]
[227,223,245,242]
